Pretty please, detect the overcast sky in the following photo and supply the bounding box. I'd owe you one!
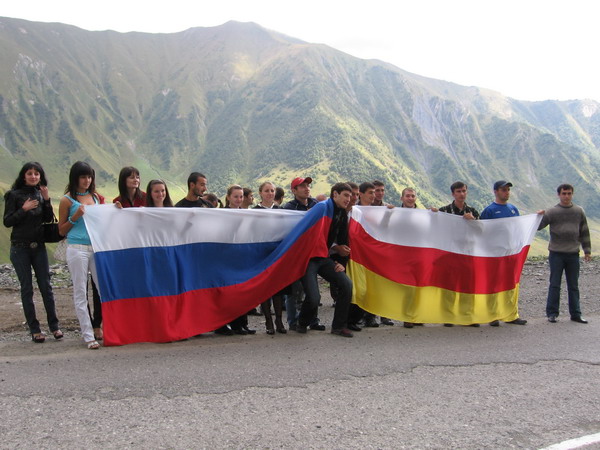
[2,0,599,102]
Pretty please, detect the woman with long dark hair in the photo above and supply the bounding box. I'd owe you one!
[146,180,173,207]
[113,166,146,207]
[58,161,106,349]
[3,162,62,342]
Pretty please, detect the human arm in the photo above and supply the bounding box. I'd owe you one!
[58,196,84,237]
[334,261,346,272]
[331,244,351,257]
[3,191,37,227]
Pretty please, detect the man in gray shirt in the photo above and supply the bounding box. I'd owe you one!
[538,184,591,324]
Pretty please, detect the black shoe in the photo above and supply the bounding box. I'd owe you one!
[380,317,394,326]
[288,324,297,332]
[331,328,353,338]
[571,316,588,324]
[365,319,380,328]
[214,326,234,336]
[309,324,326,331]
[403,322,414,328]
[548,316,557,323]
[296,325,308,334]
[347,323,362,332]
[413,323,424,326]
[469,323,480,327]
[508,318,527,325]
[489,320,500,327]
[242,326,256,335]
[444,323,454,327]
[232,327,248,335]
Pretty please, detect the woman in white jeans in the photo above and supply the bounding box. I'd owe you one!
[58,161,106,349]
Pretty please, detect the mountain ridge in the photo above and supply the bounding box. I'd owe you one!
[0,17,599,261]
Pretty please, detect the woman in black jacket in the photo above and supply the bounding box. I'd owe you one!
[3,162,62,342]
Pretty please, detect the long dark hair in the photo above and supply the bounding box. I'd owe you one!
[65,161,96,199]
[11,161,48,190]
[117,166,142,206]
[146,179,173,207]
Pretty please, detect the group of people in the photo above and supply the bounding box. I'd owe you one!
[3,160,592,348]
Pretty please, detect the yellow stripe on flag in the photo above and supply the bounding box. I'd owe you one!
[348,260,520,324]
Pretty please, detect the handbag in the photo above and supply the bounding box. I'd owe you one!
[53,239,68,263]
[43,213,64,243]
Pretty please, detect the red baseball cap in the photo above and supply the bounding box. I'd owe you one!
[291,177,313,190]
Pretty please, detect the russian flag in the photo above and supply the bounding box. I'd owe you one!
[348,207,542,325]
[84,201,334,345]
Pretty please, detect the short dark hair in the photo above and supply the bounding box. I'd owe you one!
[346,181,359,190]
[557,184,574,194]
[330,182,352,198]
[450,181,467,193]
[187,172,207,188]
[359,181,375,193]
[372,180,385,187]
[274,186,285,202]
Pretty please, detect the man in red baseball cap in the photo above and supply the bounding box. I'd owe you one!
[284,177,318,211]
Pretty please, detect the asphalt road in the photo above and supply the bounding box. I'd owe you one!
[1,311,599,449]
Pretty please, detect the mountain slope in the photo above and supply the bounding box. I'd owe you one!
[1,17,600,262]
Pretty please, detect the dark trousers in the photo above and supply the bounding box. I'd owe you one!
[299,257,351,330]
[10,244,59,334]
[547,251,582,318]
[88,278,102,328]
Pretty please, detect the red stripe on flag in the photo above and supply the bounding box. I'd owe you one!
[349,219,530,295]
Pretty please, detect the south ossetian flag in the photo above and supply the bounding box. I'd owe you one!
[84,201,334,345]
[348,206,542,325]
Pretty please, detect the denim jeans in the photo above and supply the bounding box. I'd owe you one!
[285,280,320,327]
[299,257,351,330]
[10,244,59,334]
[546,251,582,318]
[67,244,99,342]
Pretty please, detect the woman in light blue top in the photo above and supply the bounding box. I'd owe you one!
[58,161,105,349]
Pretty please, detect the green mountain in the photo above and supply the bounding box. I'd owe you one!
[1,17,600,262]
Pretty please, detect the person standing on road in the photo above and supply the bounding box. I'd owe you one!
[480,180,527,326]
[538,184,591,324]
[3,162,63,343]
[283,176,323,331]
[437,181,481,328]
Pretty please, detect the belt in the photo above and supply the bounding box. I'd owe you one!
[11,241,42,249]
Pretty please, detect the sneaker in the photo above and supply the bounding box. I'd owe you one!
[364,318,380,328]
[508,318,527,325]
[380,317,394,326]
[548,316,557,323]
[489,320,500,327]
[331,328,353,338]
[309,324,326,331]
[347,323,362,332]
